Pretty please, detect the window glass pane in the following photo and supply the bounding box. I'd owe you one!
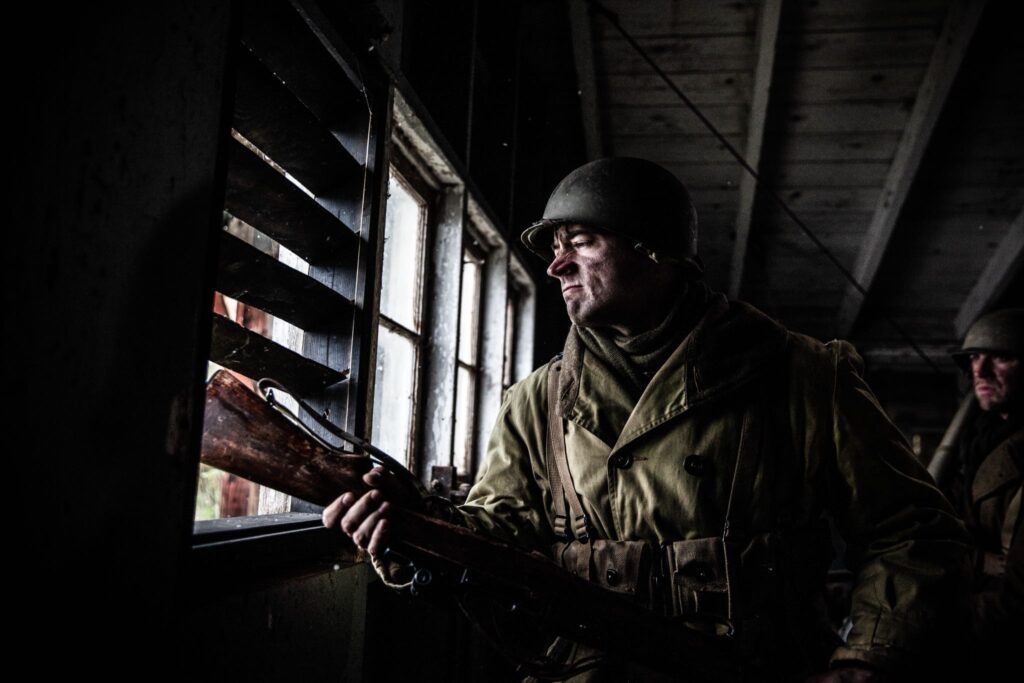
[371,324,418,467]
[458,256,481,364]
[380,173,424,332]
[453,365,475,475]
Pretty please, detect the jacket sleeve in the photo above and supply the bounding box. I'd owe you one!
[457,366,557,550]
[824,341,972,672]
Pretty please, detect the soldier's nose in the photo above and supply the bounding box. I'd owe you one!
[547,253,574,279]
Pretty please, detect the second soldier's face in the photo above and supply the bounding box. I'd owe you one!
[971,352,1020,415]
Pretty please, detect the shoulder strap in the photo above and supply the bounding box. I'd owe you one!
[1003,484,1022,555]
[547,358,591,542]
[722,382,766,541]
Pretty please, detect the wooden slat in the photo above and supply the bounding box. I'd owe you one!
[911,186,1024,217]
[233,46,364,199]
[836,0,988,336]
[600,34,754,74]
[608,104,748,136]
[954,206,1024,337]
[593,0,759,39]
[611,134,745,164]
[216,231,353,331]
[768,161,891,188]
[225,138,356,264]
[610,102,912,136]
[210,315,347,395]
[605,66,925,108]
[569,0,604,160]
[777,29,939,70]
[603,71,753,107]
[239,0,369,162]
[756,189,881,213]
[660,161,887,189]
[684,186,739,212]
[599,29,936,75]
[782,0,950,32]
[773,65,926,104]
[763,102,914,133]
[616,132,902,163]
[730,0,782,298]
[594,0,946,37]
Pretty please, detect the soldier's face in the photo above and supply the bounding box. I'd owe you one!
[546,225,658,334]
[971,352,1020,415]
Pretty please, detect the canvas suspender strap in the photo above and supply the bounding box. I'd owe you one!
[719,385,765,618]
[722,399,762,539]
[546,359,591,542]
[1003,484,1022,555]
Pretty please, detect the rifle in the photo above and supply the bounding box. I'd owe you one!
[202,370,742,681]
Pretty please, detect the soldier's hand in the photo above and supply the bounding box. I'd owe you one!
[322,468,401,558]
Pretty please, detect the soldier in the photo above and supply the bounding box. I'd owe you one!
[950,309,1022,663]
[325,158,970,681]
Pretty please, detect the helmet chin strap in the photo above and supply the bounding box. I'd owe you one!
[634,244,707,285]
[633,242,679,265]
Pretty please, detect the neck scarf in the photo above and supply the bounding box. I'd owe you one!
[576,280,712,401]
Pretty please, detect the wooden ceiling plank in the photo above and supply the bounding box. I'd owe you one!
[835,0,988,337]
[569,0,605,160]
[954,205,1024,337]
[729,0,782,298]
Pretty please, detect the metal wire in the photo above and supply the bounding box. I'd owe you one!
[587,0,944,375]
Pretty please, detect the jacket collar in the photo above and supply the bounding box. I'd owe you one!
[557,295,789,450]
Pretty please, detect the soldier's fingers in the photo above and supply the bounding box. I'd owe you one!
[351,501,391,551]
[340,489,383,536]
[322,492,356,528]
[364,467,415,507]
[366,518,391,558]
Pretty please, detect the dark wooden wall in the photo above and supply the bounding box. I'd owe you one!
[11,2,232,675]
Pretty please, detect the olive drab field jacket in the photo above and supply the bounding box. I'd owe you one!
[460,296,970,674]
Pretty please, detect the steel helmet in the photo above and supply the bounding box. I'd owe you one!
[520,157,703,276]
[951,308,1023,370]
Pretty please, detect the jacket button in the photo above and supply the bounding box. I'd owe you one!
[684,454,710,477]
[610,452,633,470]
[606,568,620,586]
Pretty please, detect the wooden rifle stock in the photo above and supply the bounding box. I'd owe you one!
[202,370,741,681]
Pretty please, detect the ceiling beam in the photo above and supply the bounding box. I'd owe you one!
[568,0,604,160]
[835,0,987,337]
[728,0,782,299]
[954,206,1024,337]
[857,343,959,373]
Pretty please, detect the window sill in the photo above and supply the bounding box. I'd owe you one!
[189,513,361,594]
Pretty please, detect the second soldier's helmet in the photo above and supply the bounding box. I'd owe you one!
[520,157,703,276]
[951,308,1023,370]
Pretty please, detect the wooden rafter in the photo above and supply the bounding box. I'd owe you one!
[568,0,604,160]
[836,0,988,336]
[728,0,782,299]
[954,206,1024,337]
